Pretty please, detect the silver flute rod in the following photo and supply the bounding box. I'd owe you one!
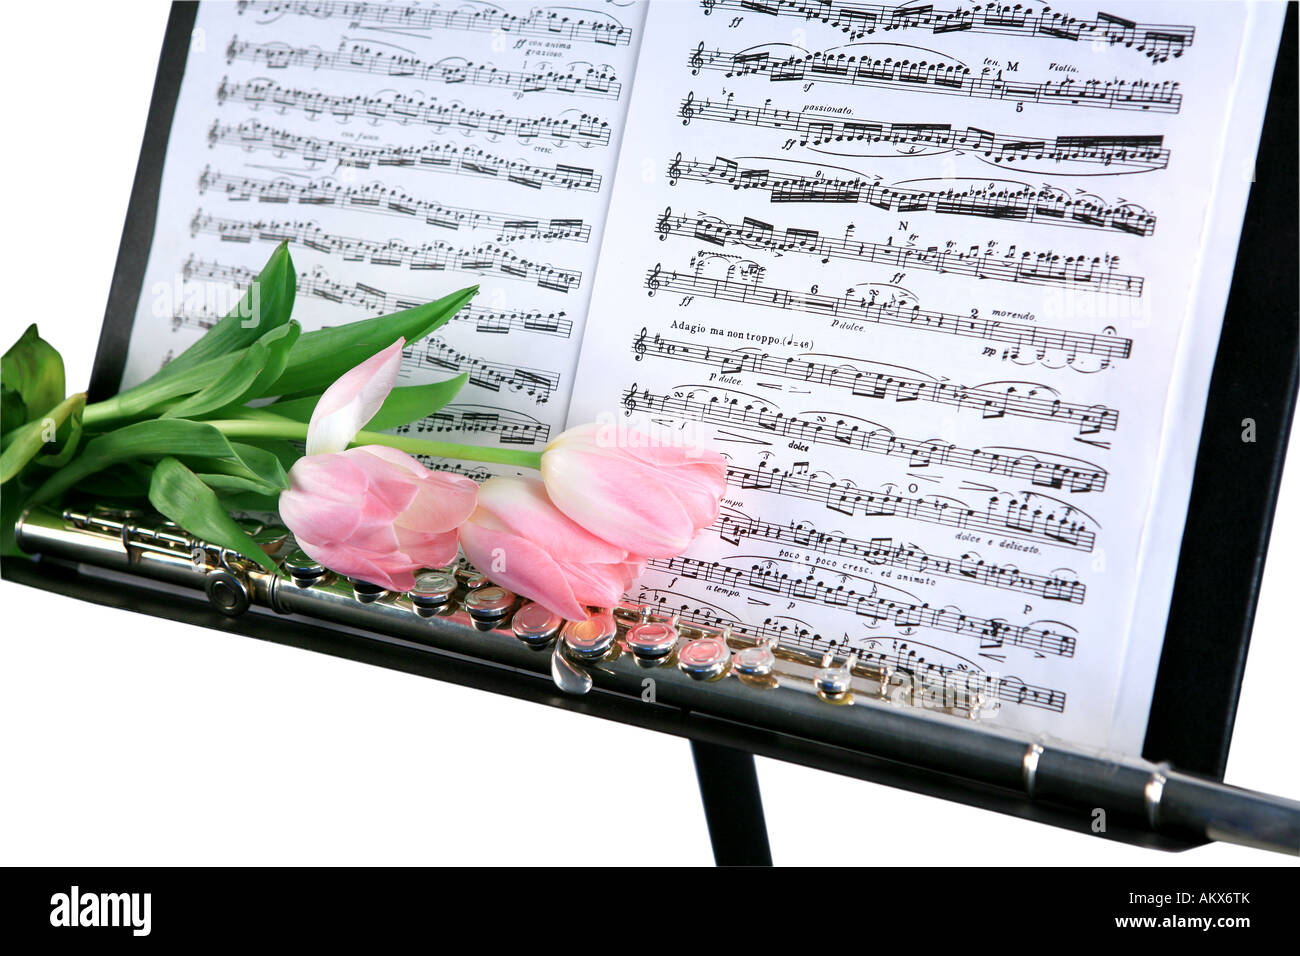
[14,504,1300,856]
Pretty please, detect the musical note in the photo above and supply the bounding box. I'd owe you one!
[639,264,1131,369]
[637,599,1067,711]
[217,77,614,147]
[677,96,1169,171]
[668,154,1158,235]
[198,168,592,243]
[227,36,623,99]
[190,212,583,292]
[654,211,1145,296]
[239,0,636,47]
[690,44,1183,113]
[650,554,1077,656]
[394,404,551,446]
[723,461,1095,551]
[412,338,561,404]
[624,386,1109,491]
[180,258,573,337]
[697,0,1194,64]
[208,121,602,192]
[635,332,1120,433]
[708,513,1087,602]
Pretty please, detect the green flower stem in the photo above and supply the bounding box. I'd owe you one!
[205,418,544,470]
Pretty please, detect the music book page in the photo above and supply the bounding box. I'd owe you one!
[119,0,1285,752]
[122,0,648,480]
[567,0,1285,751]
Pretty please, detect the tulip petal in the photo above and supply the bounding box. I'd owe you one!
[360,446,479,532]
[345,447,421,516]
[292,537,418,592]
[278,486,363,546]
[542,450,695,556]
[306,338,405,456]
[476,477,629,563]
[556,558,636,609]
[393,526,461,569]
[459,519,589,620]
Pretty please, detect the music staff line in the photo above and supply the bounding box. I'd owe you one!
[677,94,1170,171]
[239,0,635,47]
[669,150,1157,236]
[209,120,602,192]
[180,257,574,337]
[709,512,1086,603]
[690,44,1183,114]
[198,168,592,244]
[413,338,561,404]
[726,461,1096,551]
[699,0,1194,64]
[650,554,1077,657]
[190,212,582,293]
[624,386,1109,492]
[218,76,613,147]
[644,265,1133,369]
[393,404,551,446]
[227,37,623,100]
[634,330,1119,435]
[653,209,1145,297]
[641,600,1067,711]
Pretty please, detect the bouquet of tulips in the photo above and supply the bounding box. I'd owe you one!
[0,243,725,619]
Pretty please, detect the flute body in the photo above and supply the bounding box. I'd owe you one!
[13,503,1300,856]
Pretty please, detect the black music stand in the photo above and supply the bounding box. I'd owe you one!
[4,2,1296,866]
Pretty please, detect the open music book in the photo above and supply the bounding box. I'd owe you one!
[118,0,1286,752]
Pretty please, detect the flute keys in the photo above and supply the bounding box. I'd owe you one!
[512,602,564,648]
[464,586,515,630]
[733,641,776,678]
[562,614,617,660]
[203,568,251,617]
[462,569,491,590]
[283,549,327,588]
[816,653,857,702]
[624,620,678,665]
[678,635,731,681]
[409,570,457,617]
[351,578,388,604]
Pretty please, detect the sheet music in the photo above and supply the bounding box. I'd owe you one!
[123,0,647,475]
[567,0,1285,750]
[115,0,1284,752]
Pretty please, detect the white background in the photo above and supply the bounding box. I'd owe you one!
[1,0,1295,866]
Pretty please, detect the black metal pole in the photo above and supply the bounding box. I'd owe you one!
[690,739,773,866]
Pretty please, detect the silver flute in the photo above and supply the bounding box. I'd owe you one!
[14,502,1300,856]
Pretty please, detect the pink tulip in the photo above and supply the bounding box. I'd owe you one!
[539,423,727,558]
[277,339,478,592]
[458,476,645,621]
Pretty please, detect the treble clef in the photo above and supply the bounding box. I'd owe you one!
[633,327,648,361]
[668,151,682,186]
[681,92,695,126]
[623,384,639,416]
[647,264,662,297]
[701,0,715,14]
[657,206,672,241]
[690,41,704,75]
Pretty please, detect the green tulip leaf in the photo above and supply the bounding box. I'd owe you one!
[28,419,243,504]
[136,242,296,388]
[0,393,85,484]
[148,457,278,574]
[1,324,65,426]
[161,321,300,420]
[89,284,477,426]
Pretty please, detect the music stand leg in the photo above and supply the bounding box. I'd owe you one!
[690,739,773,866]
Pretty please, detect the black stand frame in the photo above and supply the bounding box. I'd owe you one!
[6,2,1293,865]
[690,741,773,866]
